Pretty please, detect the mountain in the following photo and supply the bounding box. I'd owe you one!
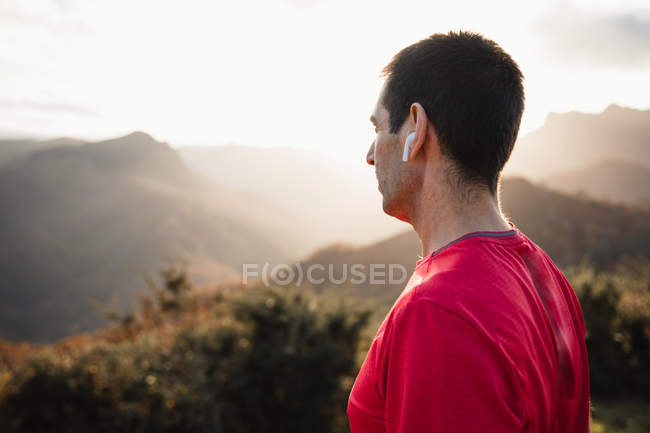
[178,145,405,252]
[500,177,650,266]
[542,159,650,206]
[505,104,650,180]
[0,132,293,342]
[0,137,83,166]
[297,177,650,304]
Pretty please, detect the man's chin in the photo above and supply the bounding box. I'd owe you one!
[382,197,410,223]
[381,194,392,214]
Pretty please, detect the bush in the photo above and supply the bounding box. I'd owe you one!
[567,259,650,399]
[0,268,370,433]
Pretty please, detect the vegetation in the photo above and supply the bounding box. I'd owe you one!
[566,259,650,399]
[0,259,648,432]
[0,267,370,433]
[590,400,650,433]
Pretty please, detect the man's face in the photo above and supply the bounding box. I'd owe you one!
[366,85,417,222]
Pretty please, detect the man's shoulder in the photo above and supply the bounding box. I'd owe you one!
[399,235,544,329]
[410,259,506,312]
[383,285,503,353]
[387,276,483,330]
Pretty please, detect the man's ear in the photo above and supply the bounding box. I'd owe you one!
[405,102,429,162]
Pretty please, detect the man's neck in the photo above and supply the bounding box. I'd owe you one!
[411,184,511,258]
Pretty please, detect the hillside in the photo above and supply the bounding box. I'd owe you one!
[505,104,650,180]
[299,177,650,303]
[501,177,650,265]
[0,132,292,342]
[542,159,650,206]
[0,137,83,166]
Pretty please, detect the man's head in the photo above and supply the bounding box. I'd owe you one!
[367,31,524,222]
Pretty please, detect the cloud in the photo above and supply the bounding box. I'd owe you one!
[536,8,650,67]
[0,0,87,33]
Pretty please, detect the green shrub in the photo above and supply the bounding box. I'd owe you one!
[567,259,650,398]
[0,269,370,433]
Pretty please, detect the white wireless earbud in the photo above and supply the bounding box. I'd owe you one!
[402,132,416,162]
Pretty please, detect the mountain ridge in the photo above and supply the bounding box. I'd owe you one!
[0,132,293,342]
[505,104,650,180]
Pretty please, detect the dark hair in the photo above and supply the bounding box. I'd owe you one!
[381,30,525,193]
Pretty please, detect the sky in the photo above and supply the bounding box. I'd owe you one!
[1,0,649,160]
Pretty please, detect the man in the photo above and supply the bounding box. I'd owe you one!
[347,31,590,432]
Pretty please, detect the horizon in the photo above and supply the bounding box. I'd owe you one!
[2,101,646,149]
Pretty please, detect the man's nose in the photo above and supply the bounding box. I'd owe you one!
[366,142,375,166]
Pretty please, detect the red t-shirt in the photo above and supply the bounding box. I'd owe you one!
[347,227,590,433]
